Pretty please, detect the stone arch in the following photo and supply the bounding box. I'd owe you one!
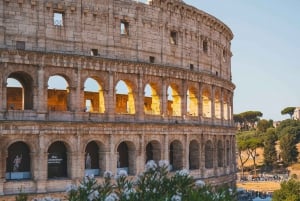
[226,140,230,167]
[84,77,105,113]
[187,86,198,116]
[217,140,224,167]
[189,139,199,170]
[167,83,181,116]
[202,86,211,118]
[85,141,106,176]
[214,88,221,119]
[6,141,31,180]
[205,140,213,169]
[116,141,136,175]
[6,71,34,110]
[144,83,161,115]
[169,140,183,171]
[115,80,135,114]
[223,90,229,120]
[47,75,70,111]
[47,141,69,179]
[145,140,161,163]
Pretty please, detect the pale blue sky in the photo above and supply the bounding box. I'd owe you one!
[184,0,300,121]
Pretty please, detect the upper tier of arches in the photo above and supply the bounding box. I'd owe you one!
[0,50,234,126]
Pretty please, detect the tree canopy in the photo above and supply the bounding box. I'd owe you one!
[281,107,296,119]
[234,111,263,131]
[273,179,300,201]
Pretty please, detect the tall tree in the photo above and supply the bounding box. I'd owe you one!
[279,134,298,166]
[263,128,278,169]
[234,111,263,131]
[281,107,296,119]
[247,137,263,176]
[237,139,251,178]
[257,119,273,133]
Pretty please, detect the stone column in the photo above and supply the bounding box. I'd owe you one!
[75,68,84,113]
[185,134,189,170]
[199,133,205,177]
[198,83,203,123]
[35,151,48,193]
[106,71,115,121]
[220,88,224,125]
[136,73,144,121]
[0,150,7,195]
[161,79,167,121]
[211,85,215,124]
[163,133,169,161]
[36,65,47,120]
[1,69,7,112]
[181,80,187,121]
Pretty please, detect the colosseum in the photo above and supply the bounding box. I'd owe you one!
[0,0,236,195]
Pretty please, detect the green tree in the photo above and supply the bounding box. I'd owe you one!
[263,128,278,169]
[257,119,273,133]
[281,107,296,119]
[234,111,263,131]
[247,137,263,176]
[279,134,298,166]
[272,178,300,201]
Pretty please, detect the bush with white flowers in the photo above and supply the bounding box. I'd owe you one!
[66,160,235,201]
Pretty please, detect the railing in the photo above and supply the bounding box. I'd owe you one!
[0,110,234,127]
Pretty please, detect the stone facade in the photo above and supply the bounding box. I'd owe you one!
[0,0,236,195]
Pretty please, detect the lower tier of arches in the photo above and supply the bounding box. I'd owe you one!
[0,121,237,195]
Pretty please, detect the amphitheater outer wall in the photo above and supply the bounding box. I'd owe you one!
[0,0,236,195]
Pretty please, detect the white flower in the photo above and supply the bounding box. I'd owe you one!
[103,171,114,179]
[66,184,78,193]
[171,195,182,201]
[115,169,128,180]
[176,169,189,176]
[145,160,157,171]
[123,187,136,199]
[195,180,205,188]
[158,160,169,168]
[88,190,99,201]
[104,192,119,201]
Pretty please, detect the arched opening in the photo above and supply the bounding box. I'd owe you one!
[7,72,34,110]
[85,141,100,176]
[217,140,224,167]
[215,89,221,119]
[117,141,135,175]
[84,78,105,113]
[226,140,230,167]
[144,84,160,115]
[115,80,135,114]
[48,141,68,179]
[187,87,198,116]
[145,140,161,163]
[169,140,183,171]
[6,142,31,180]
[167,85,181,116]
[47,75,69,111]
[205,140,213,169]
[223,92,229,120]
[202,87,211,118]
[189,140,199,170]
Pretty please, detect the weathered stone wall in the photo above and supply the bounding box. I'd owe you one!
[0,0,236,196]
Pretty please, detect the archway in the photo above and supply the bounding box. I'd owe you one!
[202,87,211,118]
[167,84,181,116]
[217,140,224,167]
[189,140,199,170]
[6,142,31,180]
[187,87,198,116]
[215,89,221,119]
[117,141,136,175]
[144,84,160,115]
[47,141,68,179]
[85,141,100,176]
[115,80,135,114]
[84,78,105,113]
[145,140,161,163]
[7,72,34,110]
[47,75,69,111]
[169,140,183,171]
[205,140,213,169]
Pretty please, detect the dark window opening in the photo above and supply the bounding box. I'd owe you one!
[203,40,208,53]
[190,64,194,70]
[149,56,155,63]
[216,71,218,76]
[90,49,98,56]
[170,31,177,45]
[120,21,129,35]
[222,49,226,62]
[54,12,63,26]
[16,41,25,50]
